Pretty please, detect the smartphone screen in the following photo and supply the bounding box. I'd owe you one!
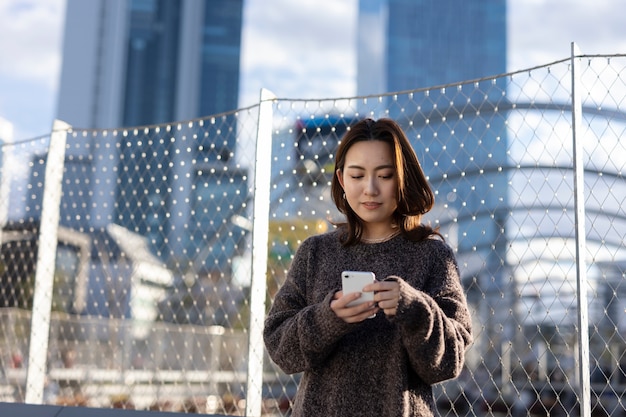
[341,271,375,307]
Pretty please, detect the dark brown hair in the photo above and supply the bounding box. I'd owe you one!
[331,118,440,245]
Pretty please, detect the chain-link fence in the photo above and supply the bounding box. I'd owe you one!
[1,49,626,416]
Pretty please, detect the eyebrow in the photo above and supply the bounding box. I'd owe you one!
[345,164,394,170]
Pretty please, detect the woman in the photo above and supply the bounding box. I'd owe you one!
[263,118,473,416]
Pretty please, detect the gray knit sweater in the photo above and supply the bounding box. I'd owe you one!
[263,229,473,417]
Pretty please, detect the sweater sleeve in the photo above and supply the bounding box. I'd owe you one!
[263,237,354,374]
[388,241,473,385]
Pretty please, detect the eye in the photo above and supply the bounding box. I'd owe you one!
[350,175,364,179]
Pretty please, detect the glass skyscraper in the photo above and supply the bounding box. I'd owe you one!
[358,0,508,282]
[54,0,245,262]
[121,0,243,127]
[58,0,243,129]
[358,0,506,93]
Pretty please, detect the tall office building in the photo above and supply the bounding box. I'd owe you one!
[357,0,508,281]
[50,0,246,271]
[57,0,242,129]
[358,0,506,94]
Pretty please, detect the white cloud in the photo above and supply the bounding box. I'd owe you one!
[0,0,66,140]
[507,0,626,72]
[239,0,357,107]
[0,0,66,88]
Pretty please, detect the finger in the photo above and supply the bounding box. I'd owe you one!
[378,299,398,310]
[341,292,364,307]
[381,298,399,316]
[331,293,368,314]
[367,280,398,292]
[333,301,378,322]
[345,304,379,322]
[344,300,376,315]
[374,290,399,304]
[383,307,397,317]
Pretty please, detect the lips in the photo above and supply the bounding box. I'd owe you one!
[362,202,382,210]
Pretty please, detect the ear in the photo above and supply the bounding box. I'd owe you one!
[336,168,345,189]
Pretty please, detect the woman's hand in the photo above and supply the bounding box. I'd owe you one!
[331,291,378,323]
[370,280,400,316]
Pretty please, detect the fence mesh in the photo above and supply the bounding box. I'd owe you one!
[1,53,626,416]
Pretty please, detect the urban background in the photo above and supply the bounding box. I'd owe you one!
[2,51,626,417]
[1,1,626,417]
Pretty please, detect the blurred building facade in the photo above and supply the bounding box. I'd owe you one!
[53,0,246,263]
[357,0,506,95]
[354,1,510,371]
[357,0,509,283]
[17,0,249,324]
[57,0,243,129]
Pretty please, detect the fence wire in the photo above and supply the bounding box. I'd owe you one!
[1,53,626,416]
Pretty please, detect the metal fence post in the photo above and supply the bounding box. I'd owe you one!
[246,89,275,416]
[571,42,592,417]
[25,120,70,404]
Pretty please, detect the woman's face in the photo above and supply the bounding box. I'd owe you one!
[337,140,398,235]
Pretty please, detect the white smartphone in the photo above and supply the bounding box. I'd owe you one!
[341,271,376,307]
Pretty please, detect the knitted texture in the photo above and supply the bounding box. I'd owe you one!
[264,229,473,417]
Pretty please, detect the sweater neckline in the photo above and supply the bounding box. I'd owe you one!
[361,229,401,244]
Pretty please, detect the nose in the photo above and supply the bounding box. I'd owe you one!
[364,176,379,196]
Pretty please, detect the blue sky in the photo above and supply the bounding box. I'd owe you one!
[1,0,625,141]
